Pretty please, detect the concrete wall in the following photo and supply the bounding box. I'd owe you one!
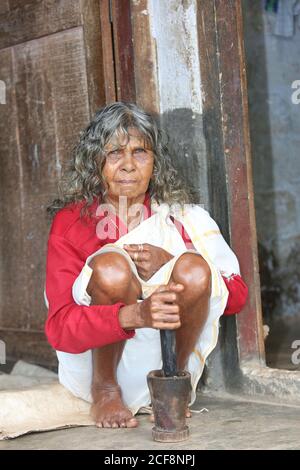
[243,1,300,320]
[148,0,208,207]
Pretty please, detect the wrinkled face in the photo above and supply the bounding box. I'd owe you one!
[102,128,154,202]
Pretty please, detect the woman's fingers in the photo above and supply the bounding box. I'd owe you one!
[123,243,150,249]
[137,282,184,329]
[125,251,150,263]
[154,284,184,296]
[123,244,173,282]
[149,285,183,328]
[168,281,185,292]
[123,244,154,265]
[152,291,179,304]
[152,312,180,322]
[154,321,181,330]
[123,244,150,253]
[151,303,180,314]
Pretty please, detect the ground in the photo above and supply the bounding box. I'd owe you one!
[1,392,299,450]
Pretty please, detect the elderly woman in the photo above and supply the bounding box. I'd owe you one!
[45,102,247,429]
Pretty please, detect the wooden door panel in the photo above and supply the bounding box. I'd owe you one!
[12,29,90,331]
[13,27,90,189]
[0,3,8,15]
[0,48,23,330]
[0,0,82,49]
[0,0,111,366]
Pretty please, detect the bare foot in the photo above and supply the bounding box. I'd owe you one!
[149,408,191,422]
[91,386,138,428]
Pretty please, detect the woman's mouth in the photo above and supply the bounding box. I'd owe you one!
[116,180,137,185]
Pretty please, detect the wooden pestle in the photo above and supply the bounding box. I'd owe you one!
[160,330,177,377]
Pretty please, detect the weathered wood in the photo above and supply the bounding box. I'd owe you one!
[0,1,9,15]
[81,0,107,114]
[0,0,109,365]
[233,0,265,362]
[0,29,90,336]
[197,0,264,364]
[0,329,57,368]
[0,48,24,332]
[111,0,136,102]
[131,0,159,114]
[0,0,82,49]
[197,0,229,238]
[99,0,116,103]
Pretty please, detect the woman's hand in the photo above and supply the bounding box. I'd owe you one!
[119,283,184,330]
[123,243,174,281]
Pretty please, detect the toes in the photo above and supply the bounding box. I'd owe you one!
[126,417,138,428]
[96,417,137,429]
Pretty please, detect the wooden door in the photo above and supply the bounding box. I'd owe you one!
[0,0,112,367]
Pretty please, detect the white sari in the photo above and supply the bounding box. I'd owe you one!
[56,202,240,414]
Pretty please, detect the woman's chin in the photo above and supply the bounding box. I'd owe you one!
[119,188,137,197]
[117,186,144,198]
[108,184,147,201]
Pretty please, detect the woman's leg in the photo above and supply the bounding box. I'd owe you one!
[87,252,142,428]
[150,253,211,422]
[170,253,211,372]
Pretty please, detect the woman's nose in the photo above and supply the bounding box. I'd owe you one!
[121,151,136,171]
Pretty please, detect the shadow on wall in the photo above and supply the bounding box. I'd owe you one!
[160,108,208,208]
[160,108,241,391]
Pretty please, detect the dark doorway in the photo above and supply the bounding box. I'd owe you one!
[242,0,300,371]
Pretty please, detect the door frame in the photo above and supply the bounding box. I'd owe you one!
[196,0,300,402]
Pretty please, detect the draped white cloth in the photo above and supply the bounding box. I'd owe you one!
[57,202,240,414]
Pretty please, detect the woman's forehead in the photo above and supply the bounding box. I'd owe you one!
[105,127,152,149]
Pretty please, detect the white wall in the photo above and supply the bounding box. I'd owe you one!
[147,0,208,206]
[148,0,202,114]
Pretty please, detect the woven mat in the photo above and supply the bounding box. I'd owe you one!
[0,361,93,440]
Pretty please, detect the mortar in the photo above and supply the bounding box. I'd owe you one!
[147,330,192,442]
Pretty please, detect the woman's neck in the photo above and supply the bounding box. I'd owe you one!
[104,194,146,231]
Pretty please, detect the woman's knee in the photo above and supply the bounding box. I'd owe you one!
[88,252,134,294]
[172,253,211,294]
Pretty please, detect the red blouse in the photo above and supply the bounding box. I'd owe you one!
[45,195,248,353]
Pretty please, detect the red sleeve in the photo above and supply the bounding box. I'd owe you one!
[45,234,135,353]
[222,274,248,316]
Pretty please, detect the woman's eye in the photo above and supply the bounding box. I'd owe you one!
[107,149,122,160]
[134,148,146,154]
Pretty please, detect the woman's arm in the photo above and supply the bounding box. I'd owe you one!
[221,273,248,315]
[45,234,135,353]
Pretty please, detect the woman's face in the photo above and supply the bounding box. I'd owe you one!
[102,128,154,203]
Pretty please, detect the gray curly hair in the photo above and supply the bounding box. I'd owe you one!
[47,102,194,217]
